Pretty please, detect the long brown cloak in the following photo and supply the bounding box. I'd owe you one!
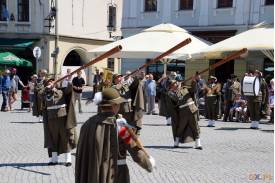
[75,112,118,183]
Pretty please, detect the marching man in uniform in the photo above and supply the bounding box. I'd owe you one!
[204,76,221,127]
[166,80,202,149]
[40,78,77,166]
[112,73,145,135]
[245,70,267,129]
[75,88,155,183]
[32,69,47,122]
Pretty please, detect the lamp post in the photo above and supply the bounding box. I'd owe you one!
[54,0,59,79]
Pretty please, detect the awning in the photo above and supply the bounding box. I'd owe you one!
[89,23,211,59]
[189,27,274,60]
[0,52,32,67]
[0,38,35,49]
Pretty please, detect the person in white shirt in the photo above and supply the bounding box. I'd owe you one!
[62,68,72,88]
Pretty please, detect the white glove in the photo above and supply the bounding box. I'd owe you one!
[116,118,127,127]
[93,92,102,105]
[149,156,156,169]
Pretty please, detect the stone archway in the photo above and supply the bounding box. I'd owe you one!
[62,48,88,66]
[61,48,89,85]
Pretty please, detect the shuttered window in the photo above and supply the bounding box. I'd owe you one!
[145,0,157,12]
[18,0,29,22]
[179,0,193,10]
[0,0,8,21]
[265,0,274,5]
[217,0,233,8]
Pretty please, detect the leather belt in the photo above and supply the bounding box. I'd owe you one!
[179,101,194,109]
[47,104,66,110]
[207,94,217,97]
[117,159,126,165]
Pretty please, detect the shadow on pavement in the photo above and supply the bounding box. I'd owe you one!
[143,124,166,127]
[144,145,190,154]
[0,163,51,175]
[214,127,251,131]
[11,121,41,124]
[261,129,274,133]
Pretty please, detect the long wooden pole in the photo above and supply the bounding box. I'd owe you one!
[53,45,122,85]
[125,38,192,78]
[183,48,248,82]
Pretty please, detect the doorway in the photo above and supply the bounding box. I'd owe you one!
[211,59,235,84]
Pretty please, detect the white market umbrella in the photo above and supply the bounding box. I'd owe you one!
[88,23,210,59]
[188,27,274,60]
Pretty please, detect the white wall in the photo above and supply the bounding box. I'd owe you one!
[58,0,122,40]
[121,0,274,30]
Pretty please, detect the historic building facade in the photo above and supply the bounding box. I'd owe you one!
[0,0,122,85]
[121,0,274,82]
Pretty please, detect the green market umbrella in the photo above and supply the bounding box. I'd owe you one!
[0,52,32,67]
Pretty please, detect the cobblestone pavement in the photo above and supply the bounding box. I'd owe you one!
[0,93,273,183]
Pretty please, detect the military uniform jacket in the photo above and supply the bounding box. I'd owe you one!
[117,130,152,183]
[169,87,198,114]
[32,81,45,117]
[167,87,199,142]
[158,79,169,117]
[113,79,145,129]
[40,84,77,154]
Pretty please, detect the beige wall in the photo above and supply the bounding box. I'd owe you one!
[42,36,120,85]
[185,59,210,82]
[234,58,247,79]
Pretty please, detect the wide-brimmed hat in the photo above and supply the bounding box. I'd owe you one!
[99,88,126,106]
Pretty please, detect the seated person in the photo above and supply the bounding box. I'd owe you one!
[229,94,246,122]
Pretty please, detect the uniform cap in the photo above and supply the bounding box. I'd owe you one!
[100,88,126,106]
[113,74,123,79]
[44,77,55,86]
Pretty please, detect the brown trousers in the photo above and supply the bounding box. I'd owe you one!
[247,101,261,121]
[47,116,70,153]
[177,108,200,142]
[205,96,218,120]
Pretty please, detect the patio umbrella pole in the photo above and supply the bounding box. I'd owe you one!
[124,38,192,78]
[183,48,248,83]
[53,45,122,85]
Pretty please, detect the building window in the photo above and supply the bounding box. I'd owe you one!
[144,0,157,12]
[18,0,29,22]
[265,0,274,5]
[0,0,8,21]
[107,5,116,32]
[179,0,193,10]
[107,58,114,71]
[217,0,233,8]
